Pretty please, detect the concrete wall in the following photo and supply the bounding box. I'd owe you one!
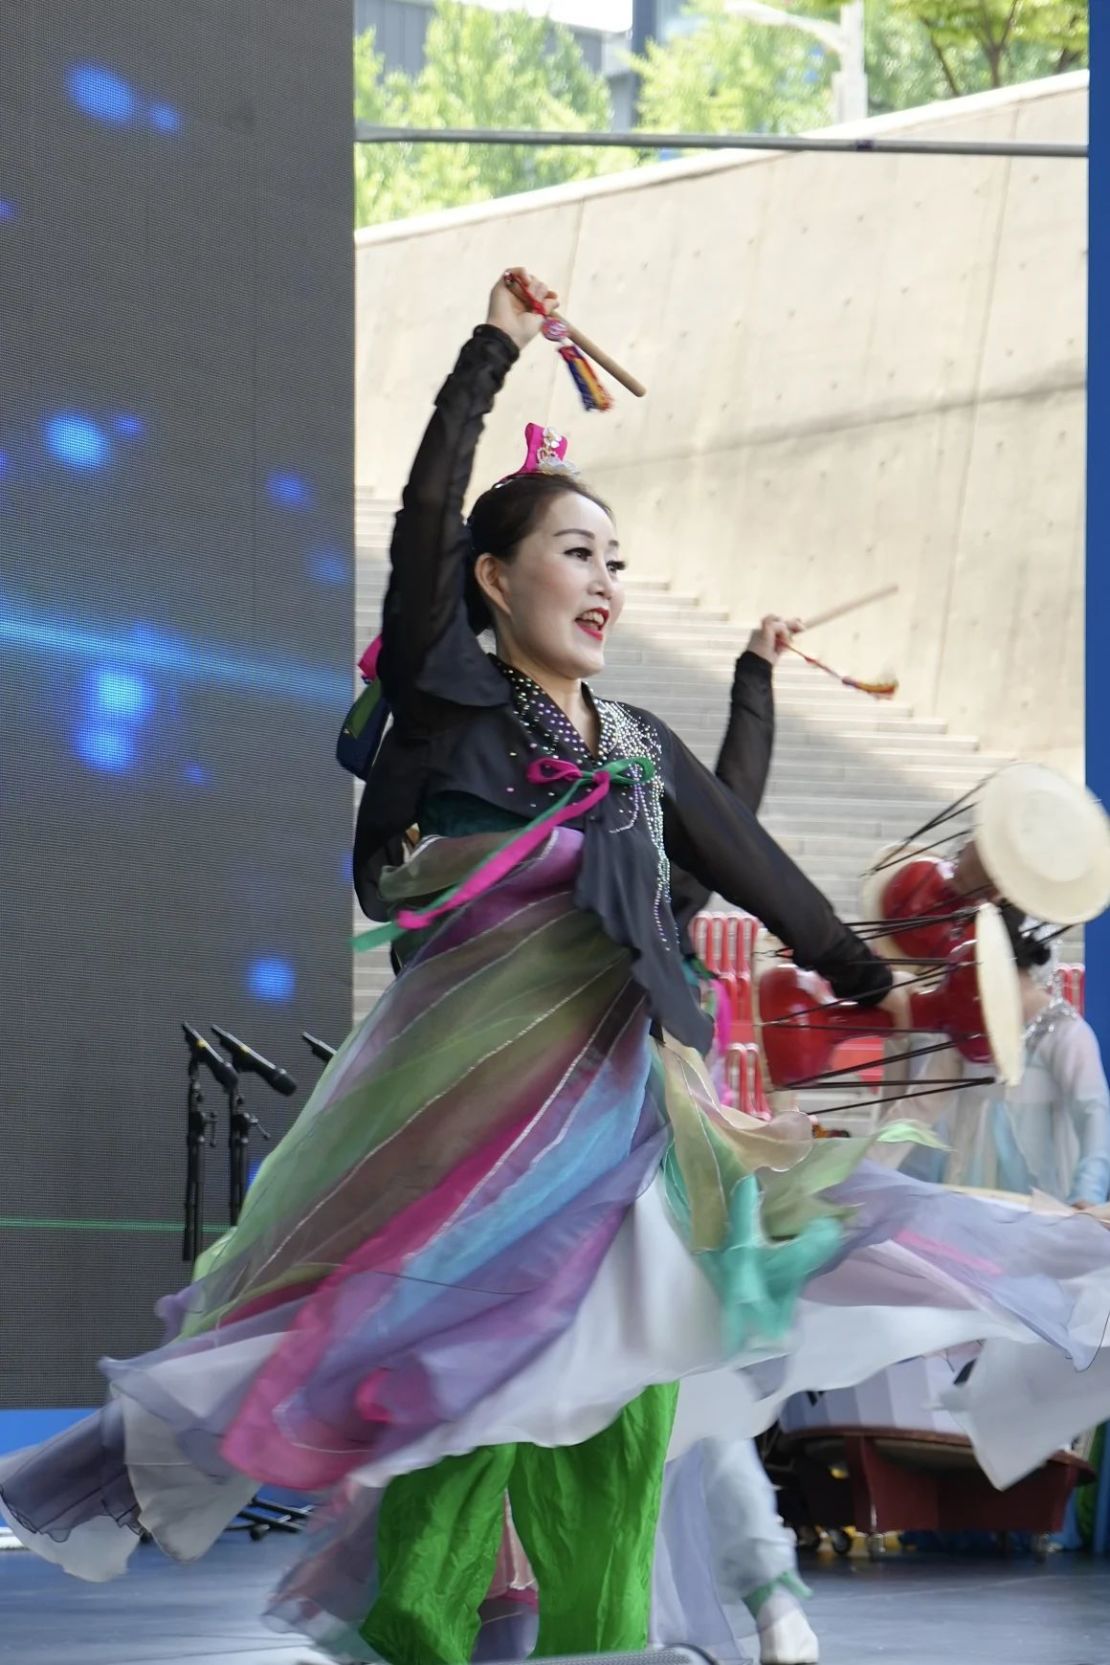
[355,74,1088,776]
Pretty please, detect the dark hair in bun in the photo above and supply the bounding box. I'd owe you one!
[999,901,1053,971]
[464,472,613,634]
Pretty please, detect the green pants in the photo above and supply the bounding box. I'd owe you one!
[360,1383,679,1664]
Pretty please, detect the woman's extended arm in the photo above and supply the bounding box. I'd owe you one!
[378,271,555,701]
[662,726,895,1009]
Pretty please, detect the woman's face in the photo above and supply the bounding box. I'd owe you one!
[478,491,625,680]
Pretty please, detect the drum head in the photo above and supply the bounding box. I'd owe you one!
[974,902,1024,1087]
[974,763,1110,926]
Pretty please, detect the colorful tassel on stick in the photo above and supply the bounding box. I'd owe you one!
[502,270,622,414]
[545,321,613,412]
[785,641,899,701]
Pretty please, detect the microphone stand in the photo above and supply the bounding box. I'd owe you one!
[226,1080,270,1229]
[183,1058,218,1264]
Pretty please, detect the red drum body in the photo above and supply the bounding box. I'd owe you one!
[877,856,964,960]
[757,906,1022,1092]
[860,846,974,964]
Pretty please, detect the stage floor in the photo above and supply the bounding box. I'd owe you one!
[0,1537,1107,1663]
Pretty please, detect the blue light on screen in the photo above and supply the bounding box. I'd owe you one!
[72,665,152,773]
[307,546,350,585]
[66,64,138,127]
[44,414,111,471]
[66,64,183,137]
[75,725,136,774]
[183,763,210,787]
[0,200,16,223]
[0,451,10,479]
[267,471,314,510]
[113,413,145,439]
[1,598,350,707]
[149,103,183,134]
[91,668,153,721]
[246,957,296,1003]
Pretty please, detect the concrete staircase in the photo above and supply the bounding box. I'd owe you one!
[353,499,1010,1024]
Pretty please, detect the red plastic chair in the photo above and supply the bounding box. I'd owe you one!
[1059,963,1086,1013]
[724,1041,770,1120]
[693,910,757,977]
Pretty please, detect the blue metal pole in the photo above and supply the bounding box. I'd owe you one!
[1088,1,1110,1562]
[1087,1,1109,1086]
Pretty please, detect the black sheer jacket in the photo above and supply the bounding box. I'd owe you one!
[353,325,890,1052]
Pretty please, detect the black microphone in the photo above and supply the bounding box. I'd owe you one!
[302,1031,336,1064]
[210,1025,297,1097]
[182,1023,239,1091]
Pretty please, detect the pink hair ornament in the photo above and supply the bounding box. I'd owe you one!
[495,422,578,488]
[521,422,573,474]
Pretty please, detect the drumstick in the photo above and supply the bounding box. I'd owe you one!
[782,640,898,700]
[799,583,899,635]
[555,318,646,399]
[503,272,646,398]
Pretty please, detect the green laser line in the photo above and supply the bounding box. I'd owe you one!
[0,1217,226,1235]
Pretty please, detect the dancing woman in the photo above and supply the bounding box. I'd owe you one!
[5,273,1110,1665]
[343,269,898,1662]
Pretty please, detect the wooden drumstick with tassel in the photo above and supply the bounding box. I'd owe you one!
[549,315,647,398]
[502,270,646,405]
[783,583,901,700]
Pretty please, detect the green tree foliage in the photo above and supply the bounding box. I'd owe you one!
[355,3,628,229]
[632,0,834,136]
[895,1,1085,94]
[635,2,1087,132]
[804,0,1087,106]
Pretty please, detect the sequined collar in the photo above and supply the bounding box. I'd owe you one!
[491,656,616,765]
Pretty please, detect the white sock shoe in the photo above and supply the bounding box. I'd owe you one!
[756,1587,820,1665]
